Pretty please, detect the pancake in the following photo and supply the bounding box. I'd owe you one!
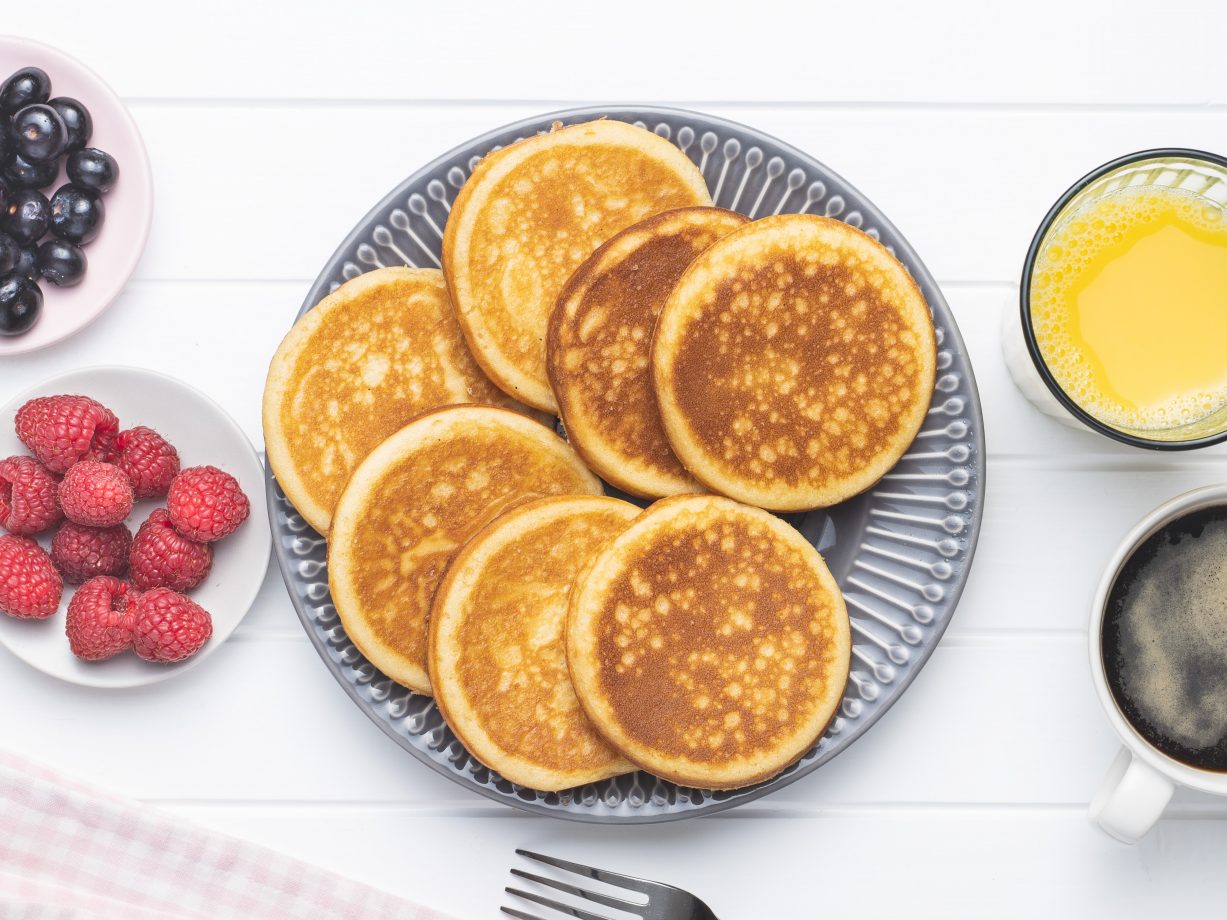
[328,406,602,694]
[652,215,937,511]
[442,119,712,413]
[263,267,530,534]
[548,207,748,498]
[429,496,640,791]
[567,494,850,790]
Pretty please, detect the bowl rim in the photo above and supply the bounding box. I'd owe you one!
[0,364,270,688]
[0,34,155,356]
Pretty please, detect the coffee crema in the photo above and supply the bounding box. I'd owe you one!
[1102,506,1227,773]
[1031,185,1227,434]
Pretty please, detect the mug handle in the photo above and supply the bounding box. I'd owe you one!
[1089,746,1175,843]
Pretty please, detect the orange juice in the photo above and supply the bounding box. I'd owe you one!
[1030,186,1227,432]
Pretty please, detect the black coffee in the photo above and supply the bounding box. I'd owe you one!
[1102,505,1227,773]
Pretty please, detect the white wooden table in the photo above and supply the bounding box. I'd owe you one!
[4,2,1227,916]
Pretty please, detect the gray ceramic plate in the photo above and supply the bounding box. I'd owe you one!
[267,105,985,823]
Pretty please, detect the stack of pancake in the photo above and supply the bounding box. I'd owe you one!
[262,118,935,792]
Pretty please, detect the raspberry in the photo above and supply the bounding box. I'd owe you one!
[114,426,180,500]
[0,535,62,618]
[129,508,212,591]
[132,587,212,662]
[0,455,62,536]
[65,576,137,661]
[15,395,119,474]
[50,521,132,584]
[58,461,134,528]
[167,466,250,543]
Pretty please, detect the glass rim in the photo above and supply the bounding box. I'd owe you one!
[1019,147,1227,451]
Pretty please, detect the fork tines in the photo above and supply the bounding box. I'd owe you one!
[503,849,647,919]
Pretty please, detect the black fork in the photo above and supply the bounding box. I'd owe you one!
[504,849,720,920]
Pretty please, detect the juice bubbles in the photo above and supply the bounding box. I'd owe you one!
[1030,186,1227,432]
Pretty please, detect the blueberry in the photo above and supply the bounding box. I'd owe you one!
[0,272,42,336]
[47,97,91,154]
[10,104,67,165]
[35,239,85,287]
[3,188,50,246]
[48,184,103,245]
[0,177,9,213]
[2,152,59,191]
[0,232,18,275]
[12,246,38,281]
[0,68,51,118]
[66,148,117,194]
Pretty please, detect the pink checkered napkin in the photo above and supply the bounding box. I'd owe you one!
[0,750,455,920]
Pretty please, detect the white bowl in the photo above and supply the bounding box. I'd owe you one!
[0,366,270,687]
[0,35,154,356]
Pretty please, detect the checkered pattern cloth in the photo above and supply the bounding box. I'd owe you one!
[0,750,455,920]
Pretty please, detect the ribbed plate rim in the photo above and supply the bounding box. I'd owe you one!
[266,103,987,823]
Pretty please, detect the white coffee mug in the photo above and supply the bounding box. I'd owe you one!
[1088,484,1227,843]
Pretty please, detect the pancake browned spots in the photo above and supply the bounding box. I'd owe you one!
[549,207,747,496]
[592,513,844,761]
[453,507,628,768]
[262,268,529,534]
[328,406,601,694]
[348,437,516,656]
[430,496,639,789]
[568,494,850,789]
[673,257,926,483]
[443,120,712,412]
[467,149,710,374]
[653,215,936,511]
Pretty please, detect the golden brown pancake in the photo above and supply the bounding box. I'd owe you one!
[328,406,602,694]
[652,215,937,511]
[263,267,530,534]
[429,496,640,791]
[548,207,748,498]
[567,494,850,790]
[442,119,712,413]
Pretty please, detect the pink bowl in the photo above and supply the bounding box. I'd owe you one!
[0,35,153,355]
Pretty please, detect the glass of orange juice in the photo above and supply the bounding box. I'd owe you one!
[1005,149,1227,448]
